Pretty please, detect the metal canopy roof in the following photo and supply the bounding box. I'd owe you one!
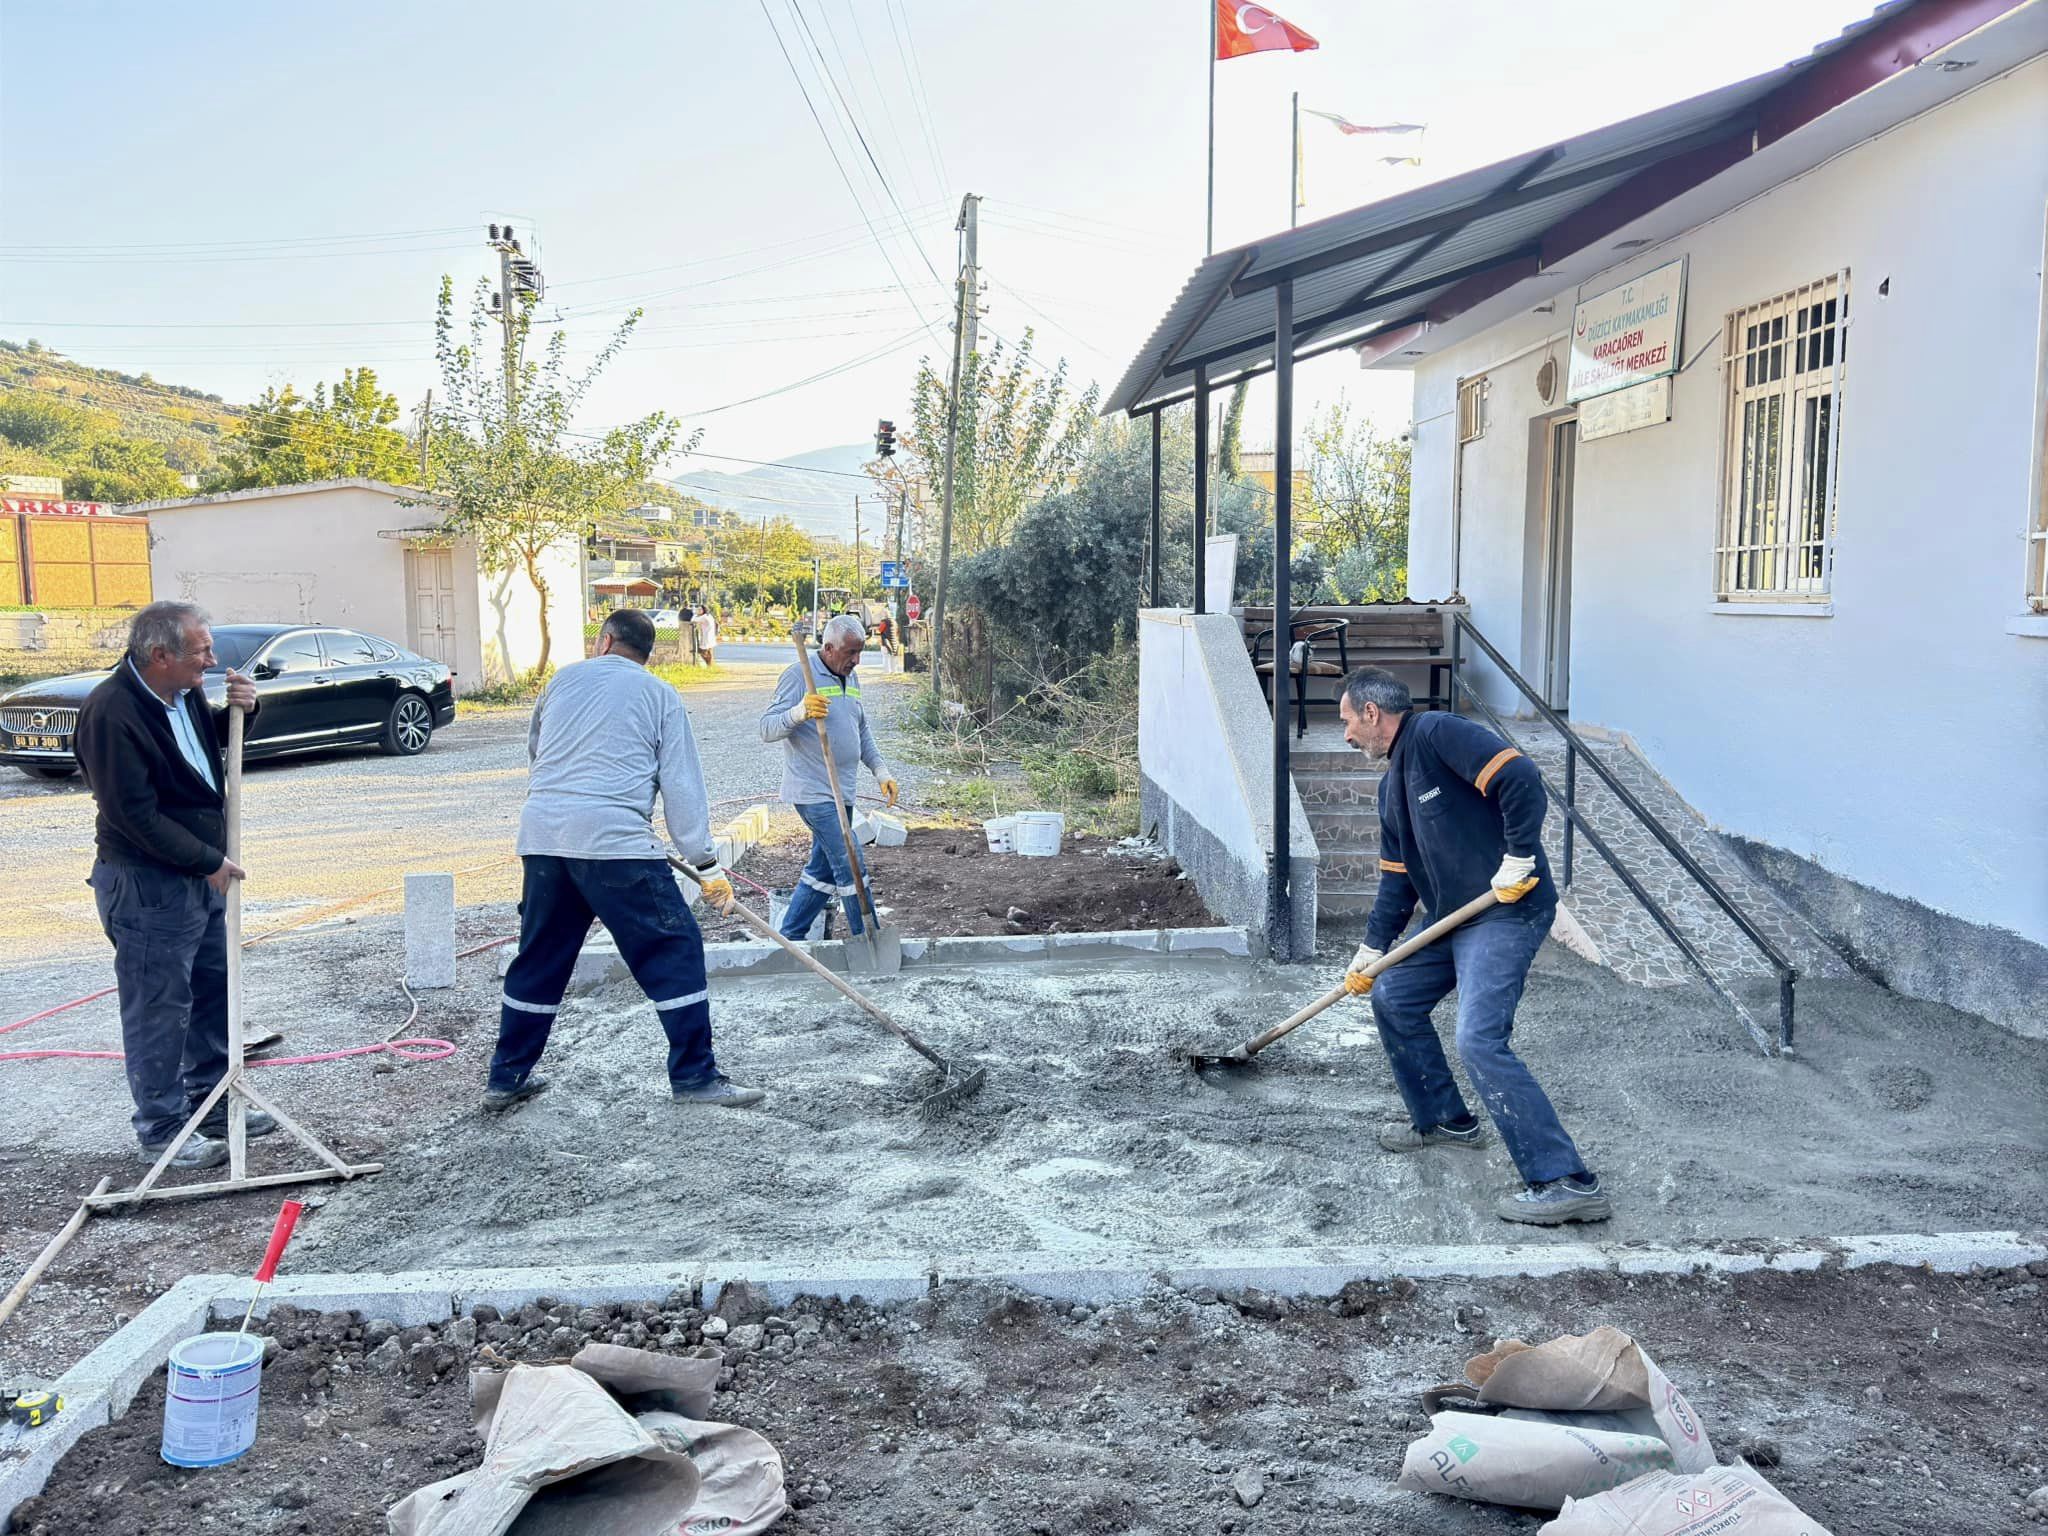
[1104,3,1921,417]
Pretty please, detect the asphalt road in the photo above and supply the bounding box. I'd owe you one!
[0,659,898,988]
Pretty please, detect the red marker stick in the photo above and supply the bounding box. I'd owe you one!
[237,1200,306,1335]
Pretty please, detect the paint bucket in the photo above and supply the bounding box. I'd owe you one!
[161,1331,265,1467]
[1014,811,1065,858]
[983,815,1017,854]
[768,889,828,941]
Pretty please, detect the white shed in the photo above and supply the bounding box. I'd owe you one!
[132,479,585,688]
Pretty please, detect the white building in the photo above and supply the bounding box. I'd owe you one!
[1371,7,2048,1030]
[133,479,585,688]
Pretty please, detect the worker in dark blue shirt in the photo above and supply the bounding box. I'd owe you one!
[1337,666,1610,1226]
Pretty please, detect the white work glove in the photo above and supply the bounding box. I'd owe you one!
[1344,942,1383,997]
[1491,853,1539,902]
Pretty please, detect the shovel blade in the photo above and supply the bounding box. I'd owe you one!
[845,924,904,976]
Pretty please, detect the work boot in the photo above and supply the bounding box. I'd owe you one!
[672,1075,767,1109]
[196,1107,278,1141]
[1497,1174,1612,1226]
[137,1135,228,1171]
[482,1074,550,1113]
[1378,1117,1490,1153]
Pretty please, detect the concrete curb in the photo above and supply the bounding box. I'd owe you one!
[9,1228,2039,1523]
[497,926,1254,984]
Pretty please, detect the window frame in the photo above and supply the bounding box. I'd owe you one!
[1715,271,1848,604]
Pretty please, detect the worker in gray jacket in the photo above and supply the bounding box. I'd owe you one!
[761,612,898,941]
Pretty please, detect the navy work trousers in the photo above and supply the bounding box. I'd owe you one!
[491,856,717,1092]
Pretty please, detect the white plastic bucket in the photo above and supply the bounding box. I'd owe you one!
[768,889,828,941]
[983,815,1017,854]
[1014,811,1065,857]
[161,1331,265,1467]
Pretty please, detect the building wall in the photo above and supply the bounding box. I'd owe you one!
[1405,60,2048,962]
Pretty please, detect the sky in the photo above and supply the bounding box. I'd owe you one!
[0,0,1879,478]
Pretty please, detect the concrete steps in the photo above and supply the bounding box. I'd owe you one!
[1319,882,1380,918]
[1297,751,1383,929]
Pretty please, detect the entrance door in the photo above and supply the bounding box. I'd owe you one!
[1540,418,1577,711]
[405,544,458,670]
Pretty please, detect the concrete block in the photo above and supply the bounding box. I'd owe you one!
[1836,1230,2045,1273]
[705,941,792,976]
[1045,930,1164,955]
[404,872,456,989]
[557,941,629,994]
[705,1262,933,1310]
[213,1271,457,1327]
[925,935,1051,965]
[1164,926,1253,956]
[714,834,740,869]
[444,1261,706,1316]
[54,1274,213,1416]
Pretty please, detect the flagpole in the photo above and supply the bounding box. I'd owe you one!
[1290,90,1300,228]
[1206,0,1217,254]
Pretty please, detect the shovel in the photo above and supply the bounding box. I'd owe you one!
[793,634,902,976]
[1186,888,1507,1071]
[670,857,985,1112]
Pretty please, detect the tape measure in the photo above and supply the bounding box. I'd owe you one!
[7,1391,61,1428]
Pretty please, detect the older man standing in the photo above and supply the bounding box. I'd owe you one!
[1337,666,1610,1226]
[74,601,268,1169]
[488,609,761,1111]
[761,612,897,941]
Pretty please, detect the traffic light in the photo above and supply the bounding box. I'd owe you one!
[875,419,896,459]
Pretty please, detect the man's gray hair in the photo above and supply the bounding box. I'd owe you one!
[1342,665,1412,716]
[127,600,209,665]
[822,612,866,648]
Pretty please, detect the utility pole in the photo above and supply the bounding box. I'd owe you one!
[931,192,979,702]
[487,224,543,409]
[417,389,432,483]
[853,497,863,597]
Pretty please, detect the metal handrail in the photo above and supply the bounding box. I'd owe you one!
[1449,615,1796,1055]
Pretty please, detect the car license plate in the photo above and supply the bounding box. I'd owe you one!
[11,732,67,751]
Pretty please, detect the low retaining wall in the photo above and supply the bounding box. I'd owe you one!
[8,1228,2040,1523]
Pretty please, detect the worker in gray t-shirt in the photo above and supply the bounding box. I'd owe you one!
[760,612,897,940]
[489,609,764,1112]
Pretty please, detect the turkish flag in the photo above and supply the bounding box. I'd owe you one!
[1216,1,1319,59]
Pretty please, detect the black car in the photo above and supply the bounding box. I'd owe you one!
[0,623,457,780]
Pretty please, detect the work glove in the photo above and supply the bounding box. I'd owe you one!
[1344,942,1383,997]
[787,692,830,726]
[1492,853,1540,902]
[695,863,737,917]
[879,778,899,808]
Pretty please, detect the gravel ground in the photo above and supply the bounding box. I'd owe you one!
[12,1261,2045,1535]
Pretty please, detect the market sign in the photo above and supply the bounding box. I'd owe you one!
[2,497,111,517]
[1567,259,1685,403]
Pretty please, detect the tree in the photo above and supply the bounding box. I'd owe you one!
[901,328,1096,559]
[1301,396,1411,602]
[216,368,414,489]
[426,278,686,675]
[1219,379,1249,479]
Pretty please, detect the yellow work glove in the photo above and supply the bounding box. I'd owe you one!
[1492,853,1540,903]
[1344,942,1383,997]
[787,692,830,726]
[696,865,737,916]
[880,778,899,808]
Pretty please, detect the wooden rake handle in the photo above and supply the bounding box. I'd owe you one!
[669,856,946,1072]
[1236,887,1510,1060]
[792,634,881,928]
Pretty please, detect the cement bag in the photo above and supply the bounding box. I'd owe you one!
[1463,1326,1716,1473]
[1539,1461,1835,1535]
[469,1343,720,1436]
[640,1412,788,1536]
[1399,1410,1675,1511]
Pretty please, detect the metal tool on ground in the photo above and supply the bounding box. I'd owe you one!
[792,632,901,976]
[236,1199,307,1334]
[84,706,383,1212]
[1186,889,1505,1071]
[670,857,984,1111]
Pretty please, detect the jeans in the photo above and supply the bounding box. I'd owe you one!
[1370,901,1588,1186]
[778,800,866,940]
[89,859,229,1147]
[491,856,717,1092]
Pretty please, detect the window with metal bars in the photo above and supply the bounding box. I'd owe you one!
[1717,274,1847,600]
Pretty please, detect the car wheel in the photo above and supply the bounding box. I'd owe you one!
[26,764,77,780]
[381,692,435,756]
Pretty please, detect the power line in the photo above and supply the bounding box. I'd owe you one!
[885,0,950,195]
[0,224,476,255]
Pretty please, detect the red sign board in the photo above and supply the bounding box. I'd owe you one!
[905,592,921,621]
[2,498,111,517]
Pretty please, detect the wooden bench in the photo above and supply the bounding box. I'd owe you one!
[1242,605,1457,738]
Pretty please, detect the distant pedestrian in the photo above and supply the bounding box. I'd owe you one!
[761,612,897,941]
[1337,666,1610,1226]
[691,605,718,667]
[73,600,271,1168]
[683,606,702,666]
[489,608,763,1111]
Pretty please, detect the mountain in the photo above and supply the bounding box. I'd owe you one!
[667,443,873,541]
